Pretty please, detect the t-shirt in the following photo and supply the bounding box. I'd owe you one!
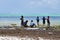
[20,18,24,25]
[30,22,34,26]
[36,18,39,22]
[47,18,50,24]
[42,18,45,24]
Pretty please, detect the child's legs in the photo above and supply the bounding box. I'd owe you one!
[37,22,39,27]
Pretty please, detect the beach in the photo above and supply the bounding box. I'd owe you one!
[0,27,60,40]
[0,16,60,40]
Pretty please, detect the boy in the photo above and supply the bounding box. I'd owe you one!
[30,20,35,28]
[23,20,28,27]
[46,16,50,30]
[36,16,39,26]
[42,16,46,26]
[20,16,24,26]
[47,16,50,27]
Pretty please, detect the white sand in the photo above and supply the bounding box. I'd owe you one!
[0,36,54,40]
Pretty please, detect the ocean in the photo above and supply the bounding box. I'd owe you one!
[0,16,60,26]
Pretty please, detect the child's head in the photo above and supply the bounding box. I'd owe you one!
[21,16,23,18]
[43,16,45,18]
[37,16,39,18]
[47,16,49,18]
[31,20,33,22]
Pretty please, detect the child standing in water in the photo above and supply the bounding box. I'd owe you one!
[20,16,24,26]
[47,16,50,27]
[36,16,39,27]
[42,16,46,26]
[46,16,50,30]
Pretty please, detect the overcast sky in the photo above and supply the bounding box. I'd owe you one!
[0,0,60,16]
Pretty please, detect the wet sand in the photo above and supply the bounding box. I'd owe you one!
[0,28,60,40]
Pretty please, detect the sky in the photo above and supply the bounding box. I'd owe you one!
[0,0,60,16]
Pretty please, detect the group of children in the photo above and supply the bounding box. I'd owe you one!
[20,16,50,28]
[36,16,50,27]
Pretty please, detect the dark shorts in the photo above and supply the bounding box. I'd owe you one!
[37,20,39,22]
[47,21,50,24]
[43,21,45,24]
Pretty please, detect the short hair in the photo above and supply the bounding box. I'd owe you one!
[37,16,39,18]
[31,20,33,22]
[21,16,23,18]
[48,16,49,18]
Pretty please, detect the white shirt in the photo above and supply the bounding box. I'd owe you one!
[30,22,34,26]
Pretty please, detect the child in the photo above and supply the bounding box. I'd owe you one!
[30,20,35,28]
[20,16,24,26]
[23,20,28,27]
[46,16,50,30]
[47,16,50,27]
[36,16,39,27]
[42,16,46,26]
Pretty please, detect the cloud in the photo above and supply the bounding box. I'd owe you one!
[29,0,60,9]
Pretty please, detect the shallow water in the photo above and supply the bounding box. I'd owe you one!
[0,16,60,26]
